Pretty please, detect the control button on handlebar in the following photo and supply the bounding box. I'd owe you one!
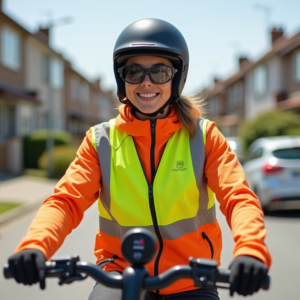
[121,228,158,266]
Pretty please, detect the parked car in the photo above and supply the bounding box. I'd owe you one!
[226,137,245,164]
[242,136,300,210]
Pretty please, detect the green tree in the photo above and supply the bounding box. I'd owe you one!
[239,110,300,151]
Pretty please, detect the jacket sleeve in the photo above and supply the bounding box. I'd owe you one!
[204,121,272,268]
[14,129,101,260]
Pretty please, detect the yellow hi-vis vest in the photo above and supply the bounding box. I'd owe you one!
[92,118,216,240]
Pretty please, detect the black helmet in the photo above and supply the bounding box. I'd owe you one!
[113,18,189,102]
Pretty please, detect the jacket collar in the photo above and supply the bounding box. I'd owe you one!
[115,104,182,142]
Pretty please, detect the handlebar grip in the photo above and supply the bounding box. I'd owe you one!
[262,274,270,290]
[3,264,12,279]
[3,263,53,280]
[216,269,270,290]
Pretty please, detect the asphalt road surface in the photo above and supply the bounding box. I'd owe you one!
[1,202,300,299]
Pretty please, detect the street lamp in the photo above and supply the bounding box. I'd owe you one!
[45,16,73,178]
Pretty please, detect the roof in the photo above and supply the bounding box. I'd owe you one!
[276,32,300,56]
[202,30,300,100]
[277,96,300,110]
[247,32,300,71]
[0,80,40,103]
[69,109,100,123]
[204,60,253,98]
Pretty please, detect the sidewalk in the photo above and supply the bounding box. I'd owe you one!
[0,176,58,226]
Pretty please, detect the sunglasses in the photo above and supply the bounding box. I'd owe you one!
[118,64,178,84]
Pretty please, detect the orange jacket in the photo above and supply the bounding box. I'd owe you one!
[15,104,272,293]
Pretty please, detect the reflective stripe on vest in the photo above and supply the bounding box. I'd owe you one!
[92,118,215,240]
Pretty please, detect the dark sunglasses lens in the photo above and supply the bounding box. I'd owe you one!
[123,66,144,83]
[150,66,173,83]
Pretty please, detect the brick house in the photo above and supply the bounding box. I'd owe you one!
[0,2,40,173]
[202,28,300,137]
[65,64,118,138]
[0,0,118,175]
[201,58,252,137]
[275,32,300,113]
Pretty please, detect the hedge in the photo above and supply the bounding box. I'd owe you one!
[239,110,300,151]
[23,130,72,169]
[38,145,78,177]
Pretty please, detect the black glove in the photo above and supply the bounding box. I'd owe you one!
[8,249,46,289]
[229,255,268,296]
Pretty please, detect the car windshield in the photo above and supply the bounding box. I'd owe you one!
[272,147,300,159]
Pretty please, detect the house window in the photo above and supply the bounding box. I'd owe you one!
[8,106,17,136]
[1,27,21,71]
[71,76,80,101]
[253,65,267,98]
[50,58,64,90]
[20,104,33,135]
[53,116,63,130]
[0,105,4,140]
[98,96,111,120]
[227,82,243,109]
[80,82,90,102]
[295,51,300,83]
[41,55,50,83]
[209,97,219,115]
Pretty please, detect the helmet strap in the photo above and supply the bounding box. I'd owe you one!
[119,97,179,118]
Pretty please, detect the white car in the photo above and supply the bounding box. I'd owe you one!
[243,136,300,210]
[226,137,245,164]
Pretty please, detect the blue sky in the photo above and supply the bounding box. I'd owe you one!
[3,0,300,95]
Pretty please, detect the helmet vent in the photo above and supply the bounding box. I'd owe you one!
[131,43,155,46]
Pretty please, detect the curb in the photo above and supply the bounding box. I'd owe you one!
[0,200,42,227]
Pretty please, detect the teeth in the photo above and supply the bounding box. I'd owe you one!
[140,93,156,98]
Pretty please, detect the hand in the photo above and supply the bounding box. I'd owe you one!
[8,249,46,289]
[229,255,268,296]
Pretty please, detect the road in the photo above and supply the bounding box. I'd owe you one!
[0,203,300,299]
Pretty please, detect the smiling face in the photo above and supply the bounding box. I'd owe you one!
[124,56,173,120]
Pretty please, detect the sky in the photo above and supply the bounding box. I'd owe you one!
[3,0,300,95]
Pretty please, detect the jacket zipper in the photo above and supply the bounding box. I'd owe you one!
[202,232,214,259]
[149,119,163,294]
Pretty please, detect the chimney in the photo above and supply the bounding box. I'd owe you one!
[92,79,101,89]
[34,27,50,45]
[271,27,284,44]
[238,56,249,68]
[214,77,220,85]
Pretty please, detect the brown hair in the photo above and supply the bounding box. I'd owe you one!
[172,94,207,138]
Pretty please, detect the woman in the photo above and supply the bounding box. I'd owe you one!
[8,19,271,300]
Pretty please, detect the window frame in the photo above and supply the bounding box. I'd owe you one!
[294,50,300,83]
[1,26,21,71]
[50,57,64,90]
[71,76,80,102]
[253,65,268,99]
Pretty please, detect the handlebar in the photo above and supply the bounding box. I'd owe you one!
[3,256,270,291]
[3,229,270,300]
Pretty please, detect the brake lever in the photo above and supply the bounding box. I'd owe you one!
[189,257,218,288]
[58,274,87,285]
[49,255,87,285]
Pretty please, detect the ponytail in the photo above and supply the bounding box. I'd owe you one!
[173,94,206,138]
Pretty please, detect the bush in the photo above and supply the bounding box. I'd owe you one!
[38,145,78,177]
[23,130,72,169]
[239,110,300,151]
